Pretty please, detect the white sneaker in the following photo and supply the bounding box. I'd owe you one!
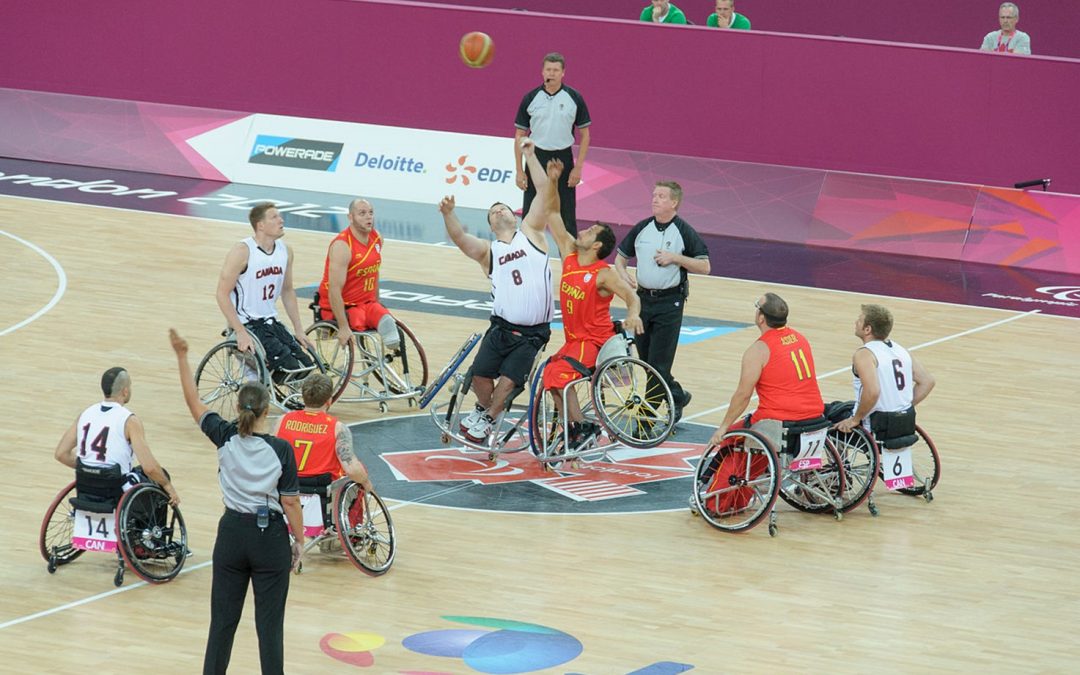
[459,405,485,431]
[464,414,494,443]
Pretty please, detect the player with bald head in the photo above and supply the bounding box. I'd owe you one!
[318,197,401,351]
[54,367,179,505]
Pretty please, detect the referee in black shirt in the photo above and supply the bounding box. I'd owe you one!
[170,329,304,675]
[515,52,591,236]
[615,181,711,422]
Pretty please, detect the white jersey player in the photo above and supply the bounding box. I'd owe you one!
[836,304,936,434]
[55,367,179,505]
[438,137,557,442]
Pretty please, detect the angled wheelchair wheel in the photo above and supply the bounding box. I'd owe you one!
[895,424,941,497]
[304,321,354,403]
[334,482,395,576]
[527,359,564,458]
[693,430,780,533]
[195,340,267,419]
[828,426,880,512]
[39,480,84,569]
[371,320,429,396]
[116,484,188,584]
[419,331,483,409]
[591,357,674,449]
[778,438,847,514]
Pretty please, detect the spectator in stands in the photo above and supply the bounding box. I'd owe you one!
[707,0,751,30]
[980,2,1030,54]
[640,1,688,25]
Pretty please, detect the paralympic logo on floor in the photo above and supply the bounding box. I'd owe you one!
[354,415,712,515]
[320,615,694,673]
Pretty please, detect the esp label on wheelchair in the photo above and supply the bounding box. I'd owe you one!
[72,509,118,552]
[882,447,915,490]
[788,427,828,471]
[300,494,326,538]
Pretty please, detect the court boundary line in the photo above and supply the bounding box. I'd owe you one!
[3,192,1075,321]
[0,287,1043,630]
[0,228,67,336]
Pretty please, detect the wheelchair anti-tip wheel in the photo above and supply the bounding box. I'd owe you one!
[334,482,395,576]
[116,484,188,584]
[692,429,781,533]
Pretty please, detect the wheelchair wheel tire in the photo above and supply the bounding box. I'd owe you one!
[591,357,674,449]
[827,426,880,512]
[116,484,188,584]
[419,332,483,409]
[39,480,84,567]
[195,340,267,420]
[333,482,395,576]
[895,424,941,496]
[372,320,429,395]
[778,438,847,514]
[304,321,354,404]
[693,430,780,533]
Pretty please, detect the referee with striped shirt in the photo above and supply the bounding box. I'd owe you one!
[615,181,711,422]
[515,52,591,236]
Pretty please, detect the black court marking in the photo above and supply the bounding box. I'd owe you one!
[353,414,712,514]
[298,282,746,329]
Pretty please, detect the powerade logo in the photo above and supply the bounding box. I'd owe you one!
[354,151,426,174]
[249,135,343,172]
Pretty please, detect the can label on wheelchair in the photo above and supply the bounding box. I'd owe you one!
[72,509,118,552]
[788,428,828,471]
[882,447,915,490]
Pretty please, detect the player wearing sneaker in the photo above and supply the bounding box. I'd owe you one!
[440,138,559,443]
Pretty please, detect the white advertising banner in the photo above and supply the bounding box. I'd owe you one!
[185,113,517,210]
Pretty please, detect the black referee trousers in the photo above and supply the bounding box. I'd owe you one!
[636,292,688,406]
[522,146,578,236]
[204,510,292,675]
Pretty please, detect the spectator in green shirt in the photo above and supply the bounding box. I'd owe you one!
[640,1,688,24]
[707,0,751,30]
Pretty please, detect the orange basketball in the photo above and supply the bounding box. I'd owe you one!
[459,31,494,68]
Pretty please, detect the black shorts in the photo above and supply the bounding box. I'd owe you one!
[470,317,550,386]
[244,319,313,372]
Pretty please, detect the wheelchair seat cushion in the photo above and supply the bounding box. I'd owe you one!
[881,433,919,450]
[75,459,126,504]
[824,400,856,423]
[69,493,120,514]
[299,472,335,496]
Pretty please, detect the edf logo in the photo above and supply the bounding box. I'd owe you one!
[445,155,513,186]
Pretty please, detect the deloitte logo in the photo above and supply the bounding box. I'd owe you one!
[354,414,711,514]
[354,150,426,174]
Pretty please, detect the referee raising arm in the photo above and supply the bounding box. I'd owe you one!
[170,329,303,675]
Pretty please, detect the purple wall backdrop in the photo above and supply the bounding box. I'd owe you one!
[3,0,1079,195]
[434,0,1080,60]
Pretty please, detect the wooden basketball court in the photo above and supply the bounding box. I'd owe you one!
[2,194,1077,672]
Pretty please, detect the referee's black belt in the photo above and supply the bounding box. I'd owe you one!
[637,286,682,298]
[224,507,283,521]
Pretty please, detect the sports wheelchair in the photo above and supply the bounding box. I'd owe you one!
[691,416,848,536]
[291,473,395,576]
[39,461,188,586]
[825,401,940,516]
[420,326,676,466]
[304,293,428,413]
[195,324,336,416]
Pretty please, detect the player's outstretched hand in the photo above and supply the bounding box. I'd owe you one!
[168,328,188,357]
